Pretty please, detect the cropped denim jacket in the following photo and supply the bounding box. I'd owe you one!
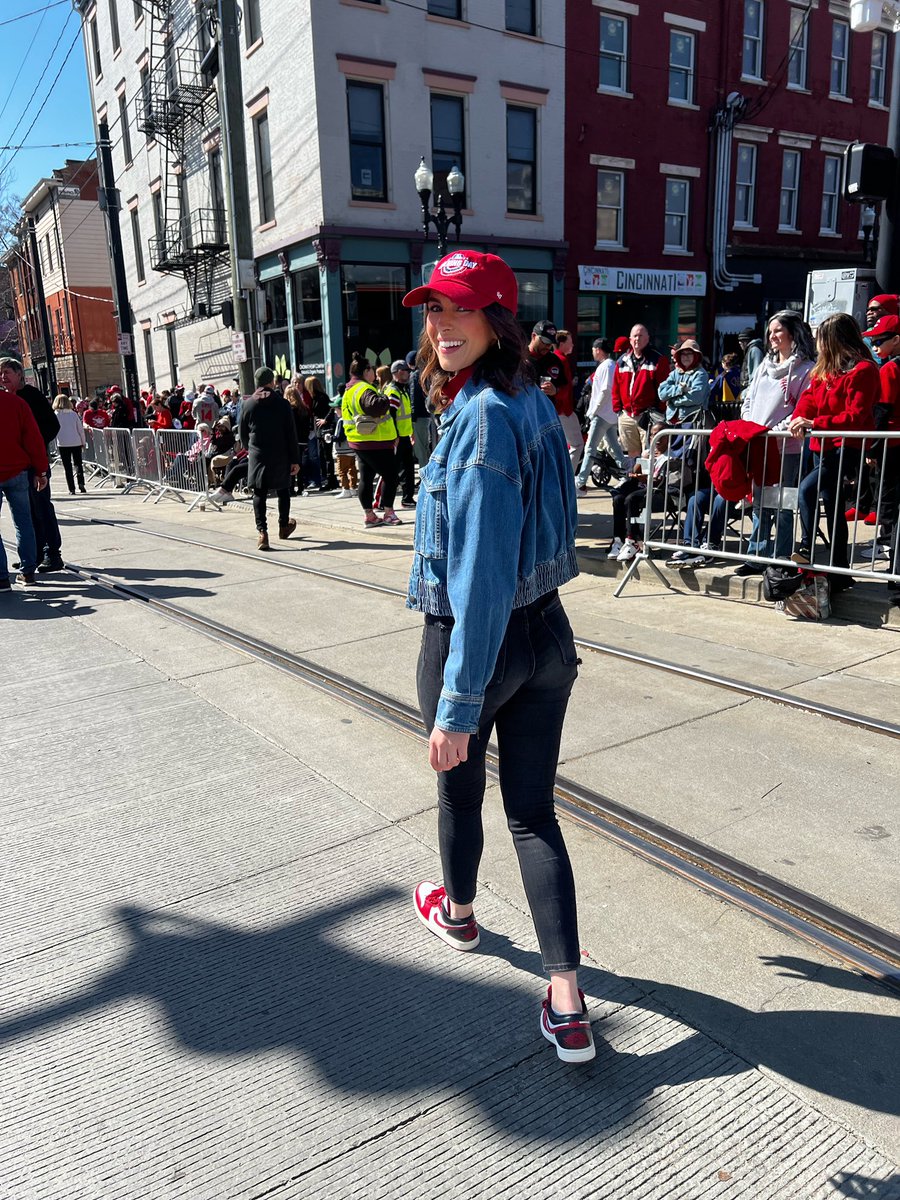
[407,377,579,733]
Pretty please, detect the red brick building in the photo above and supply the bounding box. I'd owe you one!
[4,160,119,397]
[564,0,891,362]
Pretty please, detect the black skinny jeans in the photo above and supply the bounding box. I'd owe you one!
[59,446,85,492]
[352,442,398,511]
[416,590,580,973]
[252,488,291,533]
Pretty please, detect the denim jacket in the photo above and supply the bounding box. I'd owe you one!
[407,377,579,733]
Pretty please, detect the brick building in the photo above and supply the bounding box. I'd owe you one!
[3,159,119,397]
[565,0,892,363]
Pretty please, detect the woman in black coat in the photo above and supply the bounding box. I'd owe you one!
[238,367,301,550]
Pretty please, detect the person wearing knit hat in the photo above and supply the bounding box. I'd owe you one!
[866,294,899,325]
[239,367,300,549]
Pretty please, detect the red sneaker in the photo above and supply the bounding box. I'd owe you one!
[540,986,596,1063]
[413,882,480,951]
[864,512,878,526]
[845,507,859,522]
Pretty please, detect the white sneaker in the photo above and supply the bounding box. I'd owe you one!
[608,537,623,558]
[341,488,354,498]
[209,488,231,505]
[617,537,640,563]
[858,542,889,561]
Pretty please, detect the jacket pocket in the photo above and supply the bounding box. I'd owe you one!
[540,597,579,668]
[418,463,448,559]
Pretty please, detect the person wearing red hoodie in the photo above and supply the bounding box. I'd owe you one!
[552,329,582,470]
[611,324,670,458]
[147,397,174,430]
[790,313,880,585]
[0,389,49,588]
[861,313,900,587]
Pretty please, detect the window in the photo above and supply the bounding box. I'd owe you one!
[505,0,535,35]
[596,169,624,246]
[831,20,849,97]
[742,0,764,80]
[133,0,142,21]
[734,142,757,226]
[871,31,887,105]
[253,111,275,222]
[151,190,164,241]
[44,234,54,272]
[787,8,808,89]
[427,0,462,17]
[430,93,467,206]
[142,328,156,389]
[208,149,225,242]
[244,0,261,46]
[821,155,841,233]
[166,327,178,388]
[668,30,695,104]
[89,16,102,77]
[779,149,801,230]
[506,105,536,214]
[108,0,120,52]
[664,178,690,251]
[130,208,146,281]
[119,92,132,164]
[599,15,628,92]
[347,82,387,202]
[140,65,152,141]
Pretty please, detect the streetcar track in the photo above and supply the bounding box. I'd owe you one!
[60,558,900,992]
[79,516,900,741]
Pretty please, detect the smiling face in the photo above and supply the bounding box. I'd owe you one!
[425,291,494,373]
[768,319,793,360]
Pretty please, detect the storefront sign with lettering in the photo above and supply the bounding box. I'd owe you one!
[579,265,707,296]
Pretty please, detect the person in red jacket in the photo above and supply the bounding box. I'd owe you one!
[552,329,582,470]
[790,313,880,584]
[147,397,174,429]
[0,389,50,588]
[82,397,111,430]
[861,313,900,585]
[611,324,670,459]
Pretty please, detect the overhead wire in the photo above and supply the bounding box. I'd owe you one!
[0,3,50,127]
[0,1,69,28]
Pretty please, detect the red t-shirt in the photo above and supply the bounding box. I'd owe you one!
[83,409,110,429]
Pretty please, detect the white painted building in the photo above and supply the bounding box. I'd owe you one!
[77,0,565,394]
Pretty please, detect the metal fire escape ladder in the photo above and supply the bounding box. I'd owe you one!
[137,0,228,323]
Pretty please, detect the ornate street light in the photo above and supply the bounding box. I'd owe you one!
[415,156,465,258]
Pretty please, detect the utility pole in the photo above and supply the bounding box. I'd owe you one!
[217,0,256,395]
[26,216,56,396]
[97,118,141,413]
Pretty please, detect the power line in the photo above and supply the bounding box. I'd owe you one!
[0,3,49,126]
[0,141,96,151]
[0,1,69,27]
[0,11,78,176]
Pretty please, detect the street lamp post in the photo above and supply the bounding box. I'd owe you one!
[415,157,465,258]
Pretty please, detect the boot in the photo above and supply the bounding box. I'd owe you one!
[278,518,297,540]
[257,531,270,551]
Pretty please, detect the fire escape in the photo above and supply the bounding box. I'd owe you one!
[137,0,228,324]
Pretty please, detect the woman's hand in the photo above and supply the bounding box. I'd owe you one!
[429,728,470,773]
[789,416,814,436]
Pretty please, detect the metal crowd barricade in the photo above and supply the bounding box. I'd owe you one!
[131,427,163,500]
[153,428,219,511]
[103,427,143,493]
[83,425,112,484]
[615,426,900,598]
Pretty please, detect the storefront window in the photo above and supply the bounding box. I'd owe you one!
[576,292,604,366]
[514,270,551,335]
[342,263,412,366]
[293,266,324,373]
[676,299,698,343]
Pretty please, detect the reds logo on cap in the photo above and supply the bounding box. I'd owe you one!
[440,253,480,276]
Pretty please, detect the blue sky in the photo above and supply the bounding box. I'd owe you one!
[0,0,96,200]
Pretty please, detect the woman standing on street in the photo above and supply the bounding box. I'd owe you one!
[341,354,401,527]
[53,395,87,494]
[403,250,594,1063]
[238,366,300,551]
[790,312,880,587]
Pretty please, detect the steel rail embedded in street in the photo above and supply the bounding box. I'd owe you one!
[57,558,900,994]
[80,515,900,741]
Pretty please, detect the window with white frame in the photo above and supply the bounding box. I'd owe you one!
[779,149,801,230]
[347,81,388,203]
[831,20,849,97]
[820,155,841,233]
[871,31,887,105]
[668,30,695,104]
[734,142,757,226]
[664,178,690,251]
[743,0,764,80]
[505,0,536,36]
[596,169,624,245]
[506,105,537,214]
[787,7,808,89]
[599,15,628,92]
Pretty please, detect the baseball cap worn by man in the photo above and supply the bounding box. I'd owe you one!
[613,336,630,355]
[390,359,409,373]
[532,319,558,345]
[864,314,900,339]
[402,249,518,312]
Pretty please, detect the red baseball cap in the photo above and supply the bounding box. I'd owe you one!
[867,293,899,316]
[402,250,518,312]
[864,314,900,338]
[613,336,630,354]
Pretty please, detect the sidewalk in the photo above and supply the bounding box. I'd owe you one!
[2,579,899,1199]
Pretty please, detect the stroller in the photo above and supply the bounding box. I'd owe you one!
[584,439,626,489]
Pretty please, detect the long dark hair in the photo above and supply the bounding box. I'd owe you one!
[766,309,815,364]
[812,312,871,381]
[416,302,527,414]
